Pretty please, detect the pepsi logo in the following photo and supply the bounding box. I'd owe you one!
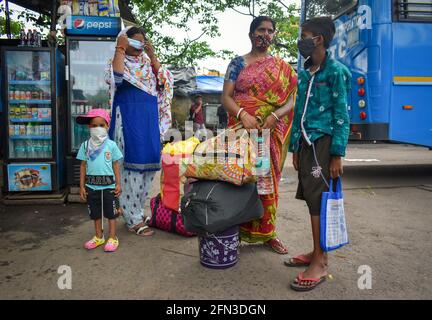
[74,19,85,29]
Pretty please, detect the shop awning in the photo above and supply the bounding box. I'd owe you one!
[191,76,225,95]
[9,0,136,23]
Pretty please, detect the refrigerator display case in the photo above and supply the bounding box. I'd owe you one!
[66,36,116,184]
[1,47,66,192]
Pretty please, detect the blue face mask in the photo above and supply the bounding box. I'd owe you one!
[128,38,143,50]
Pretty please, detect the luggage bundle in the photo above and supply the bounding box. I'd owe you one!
[153,125,264,268]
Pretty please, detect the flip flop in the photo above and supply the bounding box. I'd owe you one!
[129,225,154,237]
[265,238,289,255]
[284,254,312,267]
[290,272,327,292]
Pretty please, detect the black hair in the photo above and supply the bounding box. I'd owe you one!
[249,16,276,34]
[301,17,335,49]
[193,94,202,102]
[126,26,146,39]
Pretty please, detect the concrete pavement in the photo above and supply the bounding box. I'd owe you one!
[0,143,431,299]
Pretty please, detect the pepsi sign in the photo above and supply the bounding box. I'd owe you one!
[66,15,120,36]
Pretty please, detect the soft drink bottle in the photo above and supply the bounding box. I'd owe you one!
[20,141,28,158]
[27,141,35,158]
[19,29,26,46]
[47,141,52,158]
[14,141,22,158]
[27,30,33,46]
[36,31,42,47]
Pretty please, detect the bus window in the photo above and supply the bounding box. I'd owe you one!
[305,0,358,19]
[395,0,432,22]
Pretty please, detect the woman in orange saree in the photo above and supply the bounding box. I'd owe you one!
[222,16,297,254]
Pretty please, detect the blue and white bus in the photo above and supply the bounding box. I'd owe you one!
[300,0,432,148]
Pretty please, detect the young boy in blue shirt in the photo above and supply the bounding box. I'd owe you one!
[286,17,351,291]
[76,109,123,252]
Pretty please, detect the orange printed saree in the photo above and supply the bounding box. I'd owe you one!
[227,55,297,243]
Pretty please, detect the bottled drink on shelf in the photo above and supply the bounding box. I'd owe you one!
[26,30,33,46]
[33,140,41,158]
[47,141,52,157]
[16,141,27,158]
[26,140,35,158]
[19,29,26,46]
[36,31,42,47]
[26,123,34,135]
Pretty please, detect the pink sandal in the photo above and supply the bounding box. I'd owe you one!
[104,237,119,252]
[84,236,105,250]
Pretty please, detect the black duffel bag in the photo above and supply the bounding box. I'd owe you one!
[180,180,264,235]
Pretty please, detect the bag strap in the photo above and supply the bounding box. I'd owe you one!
[150,194,161,226]
[170,211,177,233]
[335,177,342,193]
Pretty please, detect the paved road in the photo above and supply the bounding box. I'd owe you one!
[0,143,431,299]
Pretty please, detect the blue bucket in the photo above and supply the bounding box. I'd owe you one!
[198,225,240,269]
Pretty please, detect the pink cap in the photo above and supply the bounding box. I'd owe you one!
[76,108,111,125]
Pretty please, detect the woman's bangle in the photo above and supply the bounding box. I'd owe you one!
[236,108,245,120]
[271,112,280,121]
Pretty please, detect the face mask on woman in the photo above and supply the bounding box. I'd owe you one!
[297,36,319,59]
[252,34,273,50]
[90,127,108,146]
[128,38,144,50]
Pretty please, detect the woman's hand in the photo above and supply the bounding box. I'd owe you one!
[330,156,343,178]
[240,112,260,130]
[261,115,278,131]
[117,35,129,50]
[144,39,156,59]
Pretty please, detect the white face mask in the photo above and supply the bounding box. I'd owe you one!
[89,127,108,146]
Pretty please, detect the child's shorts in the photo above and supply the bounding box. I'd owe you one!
[85,187,120,220]
[295,135,332,216]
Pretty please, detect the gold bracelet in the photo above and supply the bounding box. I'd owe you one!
[271,112,280,121]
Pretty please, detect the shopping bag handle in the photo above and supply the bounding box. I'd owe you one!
[329,177,342,193]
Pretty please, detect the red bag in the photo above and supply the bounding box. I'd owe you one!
[149,194,195,237]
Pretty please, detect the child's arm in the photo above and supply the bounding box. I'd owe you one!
[330,69,351,156]
[330,67,351,177]
[113,160,121,197]
[79,160,87,201]
[288,96,302,154]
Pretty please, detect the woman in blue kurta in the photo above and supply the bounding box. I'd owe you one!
[105,26,173,236]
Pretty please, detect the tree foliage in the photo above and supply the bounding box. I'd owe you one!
[0,3,50,37]
[130,0,301,67]
[305,0,356,19]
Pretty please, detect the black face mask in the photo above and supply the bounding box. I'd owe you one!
[297,37,318,59]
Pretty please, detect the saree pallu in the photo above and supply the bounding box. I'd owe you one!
[228,55,297,243]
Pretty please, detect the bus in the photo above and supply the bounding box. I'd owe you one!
[300,0,432,148]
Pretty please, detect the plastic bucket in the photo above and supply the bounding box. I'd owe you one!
[198,225,240,269]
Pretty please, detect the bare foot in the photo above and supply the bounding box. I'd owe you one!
[284,252,314,267]
[265,238,289,254]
